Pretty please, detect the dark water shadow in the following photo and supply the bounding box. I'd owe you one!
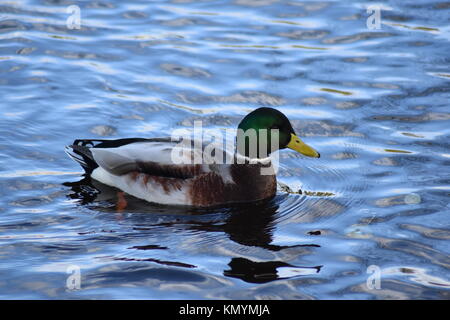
[63,176,322,283]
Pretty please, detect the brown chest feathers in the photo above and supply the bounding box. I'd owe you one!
[189,163,276,207]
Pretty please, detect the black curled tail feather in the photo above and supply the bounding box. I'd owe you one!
[65,140,101,173]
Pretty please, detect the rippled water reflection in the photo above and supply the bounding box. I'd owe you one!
[0,0,449,299]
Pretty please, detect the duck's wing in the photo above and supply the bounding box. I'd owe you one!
[66,138,203,178]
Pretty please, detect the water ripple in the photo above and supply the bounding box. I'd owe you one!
[0,0,449,299]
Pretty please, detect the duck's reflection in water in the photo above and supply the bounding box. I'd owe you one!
[64,176,322,283]
[225,258,321,284]
[203,200,321,283]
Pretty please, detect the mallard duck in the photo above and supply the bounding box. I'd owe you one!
[65,107,319,207]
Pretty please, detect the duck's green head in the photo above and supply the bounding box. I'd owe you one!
[237,107,320,159]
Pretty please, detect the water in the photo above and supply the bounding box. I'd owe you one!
[0,0,449,299]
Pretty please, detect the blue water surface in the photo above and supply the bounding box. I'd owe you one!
[0,0,449,299]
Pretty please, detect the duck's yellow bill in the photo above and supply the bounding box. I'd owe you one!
[287,134,320,158]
